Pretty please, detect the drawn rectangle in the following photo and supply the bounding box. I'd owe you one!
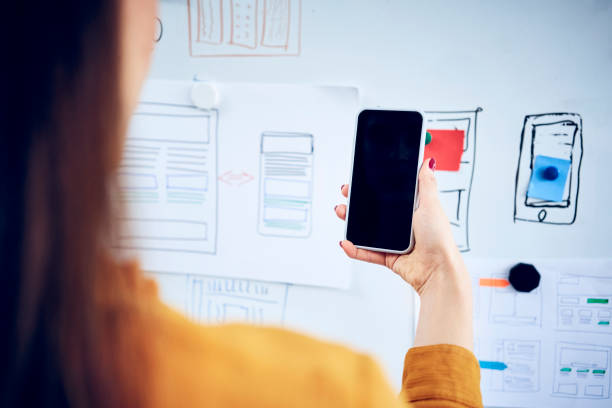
[197,0,223,44]
[553,342,611,399]
[119,173,157,190]
[264,207,307,222]
[223,304,249,321]
[560,347,608,368]
[557,273,612,334]
[264,178,310,198]
[425,108,481,252]
[585,385,604,397]
[480,339,540,393]
[187,0,301,57]
[514,113,583,225]
[184,275,289,325]
[230,0,258,48]
[261,0,290,48]
[527,120,576,205]
[258,132,313,238]
[129,112,210,144]
[532,121,576,165]
[261,133,312,153]
[123,219,208,241]
[557,383,578,395]
[488,277,542,327]
[167,174,209,191]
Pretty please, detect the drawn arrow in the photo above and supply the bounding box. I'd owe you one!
[219,170,254,186]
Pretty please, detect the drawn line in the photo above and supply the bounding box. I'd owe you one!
[167,167,207,174]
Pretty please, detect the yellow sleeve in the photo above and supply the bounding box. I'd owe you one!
[400,344,483,408]
[145,298,409,408]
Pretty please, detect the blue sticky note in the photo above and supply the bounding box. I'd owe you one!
[527,155,571,202]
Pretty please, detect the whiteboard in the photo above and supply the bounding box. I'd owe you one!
[143,0,612,405]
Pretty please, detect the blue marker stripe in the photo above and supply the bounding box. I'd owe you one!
[479,360,508,370]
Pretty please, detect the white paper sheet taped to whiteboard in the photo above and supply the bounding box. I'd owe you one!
[468,258,612,408]
[118,80,358,289]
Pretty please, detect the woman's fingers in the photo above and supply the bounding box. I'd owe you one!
[339,240,386,266]
[334,204,347,220]
[417,158,439,208]
[335,185,349,220]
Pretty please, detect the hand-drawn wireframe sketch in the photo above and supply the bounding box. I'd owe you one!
[187,0,301,57]
[557,273,612,335]
[553,342,611,399]
[257,132,313,238]
[118,103,218,254]
[481,339,541,393]
[514,113,583,224]
[488,275,542,327]
[480,275,542,326]
[185,274,289,325]
[424,108,482,252]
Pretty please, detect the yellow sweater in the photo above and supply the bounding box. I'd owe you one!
[126,270,483,407]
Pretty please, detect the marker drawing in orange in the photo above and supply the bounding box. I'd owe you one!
[479,278,510,288]
[188,0,301,57]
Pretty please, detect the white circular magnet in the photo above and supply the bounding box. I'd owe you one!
[191,83,217,110]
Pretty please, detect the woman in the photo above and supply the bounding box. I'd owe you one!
[1,1,482,407]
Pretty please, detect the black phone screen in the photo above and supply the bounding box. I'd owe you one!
[346,110,423,252]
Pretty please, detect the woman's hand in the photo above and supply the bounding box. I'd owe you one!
[335,158,474,350]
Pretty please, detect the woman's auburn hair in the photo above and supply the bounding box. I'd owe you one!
[1,2,148,407]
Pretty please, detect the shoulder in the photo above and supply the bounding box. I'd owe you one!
[143,298,402,408]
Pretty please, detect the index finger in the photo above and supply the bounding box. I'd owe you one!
[339,240,386,266]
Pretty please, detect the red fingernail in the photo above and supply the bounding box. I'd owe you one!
[339,240,343,248]
[340,184,345,191]
[334,205,338,211]
[429,158,436,170]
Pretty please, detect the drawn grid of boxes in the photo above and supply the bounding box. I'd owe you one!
[425,108,481,252]
[118,103,218,254]
[185,275,289,325]
[557,273,612,335]
[553,342,611,399]
[553,273,611,400]
[258,132,314,238]
[187,0,301,57]
[474,268,612,401]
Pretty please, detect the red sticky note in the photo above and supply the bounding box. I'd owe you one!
[424,129,465,171]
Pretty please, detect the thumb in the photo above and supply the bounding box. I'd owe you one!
[417,158,439,207]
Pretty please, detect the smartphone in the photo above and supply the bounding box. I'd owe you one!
[345,109,425,254]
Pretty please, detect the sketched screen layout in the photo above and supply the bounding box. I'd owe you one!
[187,0,302,57]
[258,132,314,238]
[425,108,481,252]
[118,102,218,255]
[514,113,583,225]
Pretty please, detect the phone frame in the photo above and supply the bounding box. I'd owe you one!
[344,109,426,254]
